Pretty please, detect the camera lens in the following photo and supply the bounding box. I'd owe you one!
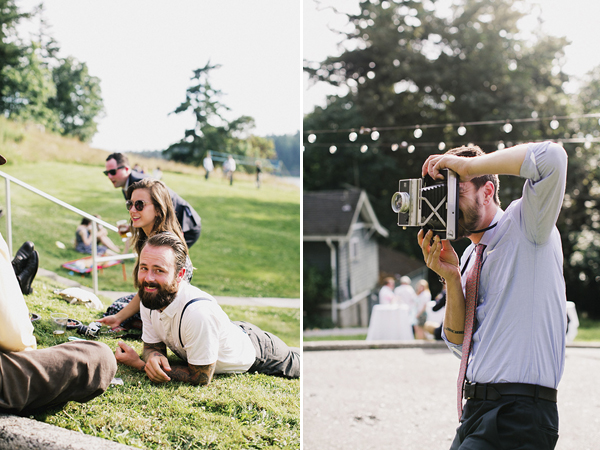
[391,191,411,213]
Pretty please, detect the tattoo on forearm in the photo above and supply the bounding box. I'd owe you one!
[168,363,216,386]
[142,342,167,361]
[444,327,464,335]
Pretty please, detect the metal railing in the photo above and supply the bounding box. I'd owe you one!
[0,169,133,295]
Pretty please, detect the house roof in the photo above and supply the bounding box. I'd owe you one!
[303,189,388,239]
[378,244,426,278]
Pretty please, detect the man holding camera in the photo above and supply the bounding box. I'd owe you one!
[418,142,567,449]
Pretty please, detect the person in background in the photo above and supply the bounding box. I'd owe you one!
[394,275,416,307]
[153,166,163,180]
[255,160,262,188]
[98,178,194,331]
[203,152,214,180]
[224,155,236,186]
[378,277,396,304]
[104,152,201,248]
[424,283,447,341]
[414,279,432,339]
[75,216,120,255]
[114,232,300,384]
[0,151,116,415]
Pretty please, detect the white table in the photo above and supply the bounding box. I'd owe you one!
[366,304,414,341]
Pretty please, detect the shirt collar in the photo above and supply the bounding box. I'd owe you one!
[479,208,504,247]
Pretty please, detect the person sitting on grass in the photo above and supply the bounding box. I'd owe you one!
[98,178,194,331]
[0,151,117,415]
[75,216,120,255]
[114,232,300,385]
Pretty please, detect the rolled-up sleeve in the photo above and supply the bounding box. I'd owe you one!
[519,142,567,244]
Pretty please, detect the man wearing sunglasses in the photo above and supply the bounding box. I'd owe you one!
[105,153,201,247]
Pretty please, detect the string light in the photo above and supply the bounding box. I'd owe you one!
[303,113,600,154]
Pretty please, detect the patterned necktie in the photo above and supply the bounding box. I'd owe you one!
[457,243,486,421]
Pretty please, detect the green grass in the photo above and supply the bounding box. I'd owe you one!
[572,316,600,341]
[0,160,299,298]
[27,276,299,449]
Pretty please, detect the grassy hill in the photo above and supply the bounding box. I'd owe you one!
[0,118,300,298]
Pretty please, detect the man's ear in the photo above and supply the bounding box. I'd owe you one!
[483,181,495,203]
[176,267,186,283]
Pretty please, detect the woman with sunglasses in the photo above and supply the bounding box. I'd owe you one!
[98,178,193,330]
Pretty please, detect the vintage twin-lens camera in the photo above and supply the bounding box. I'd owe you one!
[391,169,459,240]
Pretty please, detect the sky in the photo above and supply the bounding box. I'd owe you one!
[17,0,301,152]
[303,0,600,114]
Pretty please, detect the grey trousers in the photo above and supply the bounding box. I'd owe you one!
[235,321,300,378]
[0,341,117,414]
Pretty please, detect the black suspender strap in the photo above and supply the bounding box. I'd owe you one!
[179,297,212,347]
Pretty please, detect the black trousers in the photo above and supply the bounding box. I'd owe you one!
[450,396,559,450]
[235,321,300,378]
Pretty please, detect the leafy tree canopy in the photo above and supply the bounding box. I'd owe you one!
[0,0,104,141]
[164,62,274,169]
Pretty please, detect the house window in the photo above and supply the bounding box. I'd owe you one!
[350,237,360,261]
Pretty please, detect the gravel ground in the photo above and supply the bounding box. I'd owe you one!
[303,346,600,449]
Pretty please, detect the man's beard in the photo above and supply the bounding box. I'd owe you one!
[456,197,483,239]
[139,278,179,310]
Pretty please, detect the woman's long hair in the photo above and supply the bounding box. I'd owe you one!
[126,178,187,257]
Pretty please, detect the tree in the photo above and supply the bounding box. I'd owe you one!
[0,0,31,113]
[268,132,301,176]
[304,0,574,298]
[164,62,257,166]
[49,56,104,142]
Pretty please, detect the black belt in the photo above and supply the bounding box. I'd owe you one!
[464,382,557,403]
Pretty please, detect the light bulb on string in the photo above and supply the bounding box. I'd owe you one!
[408,145,415,153]
[371,130,380,141]
[550,118,559,130]
[503,122,513,133]
[438,142,446,151]
[349,132,358,142]
[414,127,423,139]
[360,145,368,153]
[329,145,337,154]
[308,134,317,143]
[391,143,399,151]
[457,125,467,136]
[497,141,505,150]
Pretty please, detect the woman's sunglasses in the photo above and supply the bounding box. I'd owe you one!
[103,166,126,176]
[126,200,149,212]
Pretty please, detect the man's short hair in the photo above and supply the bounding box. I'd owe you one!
[446,144,501,206]
[106,152,129,167]
[134,232,188,288]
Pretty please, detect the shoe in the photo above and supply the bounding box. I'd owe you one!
[17,250,38,295]
[12,241,35,276]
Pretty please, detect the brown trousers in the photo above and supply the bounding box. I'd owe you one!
[0,341,117,414]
